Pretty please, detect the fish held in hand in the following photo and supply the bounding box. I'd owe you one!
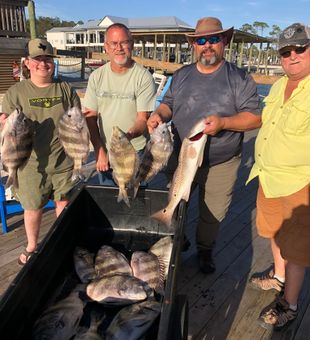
[152,119,208,226]
[58,107,90,181]
[109,126,139,207]
[0,108,34,189]
[133,122,173,198]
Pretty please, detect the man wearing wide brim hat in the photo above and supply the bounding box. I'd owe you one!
[147,17,262,274]
[185,17,234,45]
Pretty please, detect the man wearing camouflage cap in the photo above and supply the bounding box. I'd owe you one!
[247,23,310,330]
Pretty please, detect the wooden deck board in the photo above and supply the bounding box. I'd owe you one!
[1,130,309,339]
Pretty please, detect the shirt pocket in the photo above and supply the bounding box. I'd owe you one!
[282,101,310,135]
[262,95,278,124]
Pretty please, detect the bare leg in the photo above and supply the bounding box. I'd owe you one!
[284,262,305,306]
[18,209,43,264]
[271,237,286,278]
[55,200,69,217]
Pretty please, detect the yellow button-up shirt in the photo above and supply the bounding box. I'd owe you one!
[247,74,310,198]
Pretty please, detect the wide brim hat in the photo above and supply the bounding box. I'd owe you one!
[186,17,234,44]
[27,38,56,58]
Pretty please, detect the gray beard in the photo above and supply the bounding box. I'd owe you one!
[199,55,217,65]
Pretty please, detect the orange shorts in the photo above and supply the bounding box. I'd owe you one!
[256,184,310,266]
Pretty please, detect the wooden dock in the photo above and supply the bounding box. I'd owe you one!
[1,129,309,340]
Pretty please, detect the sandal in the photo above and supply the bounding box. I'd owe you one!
[18,249,35,266]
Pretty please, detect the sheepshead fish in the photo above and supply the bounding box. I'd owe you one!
[58,106,90,181]
[32,286,85,340]
[0,108,34,189]
[131,251,165,295]
[75,310,106,340]
[133,123,173,198]
[105,299,161,340]
[86,274,151,305]
[152,119,208,226]
[109,126,139,207]
[95,245,132,278]
[73,247,97,283]
[149,236,173,277]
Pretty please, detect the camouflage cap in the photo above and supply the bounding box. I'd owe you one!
[27,38,56,58]
[278,23,310,50]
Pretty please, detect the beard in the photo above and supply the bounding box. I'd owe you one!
[113,54,129,66]
[198,48,221,66]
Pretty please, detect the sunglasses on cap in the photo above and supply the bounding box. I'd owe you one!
[279,45,309,58]
[194,35,222,45]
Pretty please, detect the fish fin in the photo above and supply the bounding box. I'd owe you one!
[151,208,174,227]
[72,169,84,182]
[5,169,18,189]
[118,187,130,207]
[133,184,139,199]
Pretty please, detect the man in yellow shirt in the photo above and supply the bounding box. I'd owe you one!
[247,23,310,330]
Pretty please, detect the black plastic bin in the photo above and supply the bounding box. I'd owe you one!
[0,184,188,340]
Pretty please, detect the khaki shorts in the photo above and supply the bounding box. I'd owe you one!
[14,166,76,210]
[256,183,310,266]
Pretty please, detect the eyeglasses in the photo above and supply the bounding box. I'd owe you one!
[106,40,132,49]
[194,36,222,46]
[279,45,309,58]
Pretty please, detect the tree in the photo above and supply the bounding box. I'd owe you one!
[253,21,269,36]
[240,23,256,34]
[269,24,281,41]
[26,16,83,38]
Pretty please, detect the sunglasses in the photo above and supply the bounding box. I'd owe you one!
[194,35,222,46]
[279,45,309,58]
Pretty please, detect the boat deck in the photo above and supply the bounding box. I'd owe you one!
[1,129,309,340]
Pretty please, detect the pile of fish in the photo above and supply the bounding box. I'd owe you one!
[0,108,34,189]
[152,118,208,227]
[32,236,173,339]
[108,123,173,207]
[58,107,90,181]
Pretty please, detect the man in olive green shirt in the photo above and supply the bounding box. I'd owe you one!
[247,23,310,330]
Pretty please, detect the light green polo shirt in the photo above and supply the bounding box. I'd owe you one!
[247,74,310,197]
[83,61,156,151]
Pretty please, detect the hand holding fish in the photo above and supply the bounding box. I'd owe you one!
[95,147,109,172]
[203,115,226,136]
[147,113,163,133]
[0,112,8,130]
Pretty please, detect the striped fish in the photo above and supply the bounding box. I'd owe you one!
[58,107,90,181]
[86,274,151,305]
[95,245,132,278]
[105,299,161,340]
[0,108,34,189]
[133,122,173,198]
[73,247,97,283]
[131,251,165,295]
[109,126,139,207]
[149,236,173,277]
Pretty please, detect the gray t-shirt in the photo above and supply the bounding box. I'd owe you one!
[162,61,261,166]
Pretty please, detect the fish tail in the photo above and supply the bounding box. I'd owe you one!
[118,187,130,207]
[151,207,174,227]
[5,169,18,189]
[72,169,85,182]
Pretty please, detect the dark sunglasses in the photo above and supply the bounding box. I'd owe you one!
[279,45,309,58]
[194,35,222,45]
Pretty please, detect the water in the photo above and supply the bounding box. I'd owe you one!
[257,84,272,97]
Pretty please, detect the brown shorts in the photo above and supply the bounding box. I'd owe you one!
[256,183,310,266]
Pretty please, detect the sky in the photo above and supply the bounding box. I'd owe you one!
[33,0,310,35]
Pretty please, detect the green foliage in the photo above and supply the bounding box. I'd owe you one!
[26,16,83,38]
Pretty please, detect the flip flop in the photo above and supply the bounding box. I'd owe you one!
[18,249,35,266]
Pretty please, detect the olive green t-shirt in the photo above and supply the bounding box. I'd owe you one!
[2,79,81,172]
[83,61,156,151]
